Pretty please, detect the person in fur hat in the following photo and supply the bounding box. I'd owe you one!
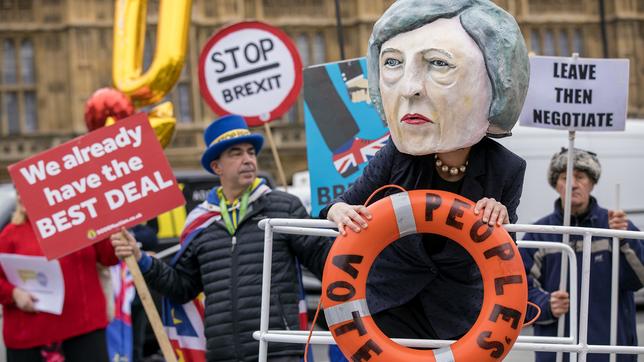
[521,148,644,362]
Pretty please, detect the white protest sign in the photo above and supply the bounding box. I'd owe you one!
[198,21,303,127]
[519,56,629,131]
[0,254,64,315]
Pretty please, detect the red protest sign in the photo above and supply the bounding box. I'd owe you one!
[8,113,185,260]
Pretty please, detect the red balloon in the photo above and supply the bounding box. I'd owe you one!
[83,88,134,131]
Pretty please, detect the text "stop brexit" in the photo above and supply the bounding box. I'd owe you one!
[211,38,282,103]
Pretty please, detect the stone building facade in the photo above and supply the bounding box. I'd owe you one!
[0,0,642,182]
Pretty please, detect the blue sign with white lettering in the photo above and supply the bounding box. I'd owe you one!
[303,58,389,215]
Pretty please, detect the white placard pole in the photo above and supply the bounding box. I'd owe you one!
[556,129,575,362]
[555,53,580,362]
[609,184,621,362]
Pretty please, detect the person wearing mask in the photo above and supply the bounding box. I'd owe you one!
[322,0,529,342]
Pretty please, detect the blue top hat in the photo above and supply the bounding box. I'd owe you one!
[201,114,264,174]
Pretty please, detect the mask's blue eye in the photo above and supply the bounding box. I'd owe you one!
[384,58,402,67]
[430,59,451,67]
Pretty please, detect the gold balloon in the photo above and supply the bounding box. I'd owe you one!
[105,102,176,148]
[148,102,177,148]
[112,0,192,107]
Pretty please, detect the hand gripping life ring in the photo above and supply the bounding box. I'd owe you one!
[321,190,527,362]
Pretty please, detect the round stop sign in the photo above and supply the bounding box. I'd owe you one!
[198,21,303,127]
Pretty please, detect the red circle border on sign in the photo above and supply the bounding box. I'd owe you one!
[198,21,304,127]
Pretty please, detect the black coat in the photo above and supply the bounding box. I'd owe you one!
[143,190,330,362]
[320,136,526,339]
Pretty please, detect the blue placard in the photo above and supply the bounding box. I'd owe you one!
[303,57,389,216]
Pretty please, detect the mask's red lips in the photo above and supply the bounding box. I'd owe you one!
[401,113,433,125]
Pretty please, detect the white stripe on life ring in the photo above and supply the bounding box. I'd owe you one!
[391,192,416,237]
[434,346,455,362]
[324,298,370,327]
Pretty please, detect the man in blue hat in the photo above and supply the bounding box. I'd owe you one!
[111,115,331,362]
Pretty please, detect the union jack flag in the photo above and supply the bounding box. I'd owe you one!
[161,209,217,362]
[107,262,135,362]
[332,133,389,177]
[163,294,207,362]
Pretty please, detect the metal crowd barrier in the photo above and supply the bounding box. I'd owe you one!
[255,218,644,362]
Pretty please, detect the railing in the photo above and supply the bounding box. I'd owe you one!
[255,218,644,362]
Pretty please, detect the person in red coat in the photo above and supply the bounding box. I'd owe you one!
[0,196,119,362]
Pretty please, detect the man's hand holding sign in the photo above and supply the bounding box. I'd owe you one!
[111,227,142,261]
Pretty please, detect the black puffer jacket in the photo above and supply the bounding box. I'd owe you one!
[142,190,330,362]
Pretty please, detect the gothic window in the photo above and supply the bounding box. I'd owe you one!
[0,37,37,135]
[3,91,19,134]
[543,30,556,56]
[287,32,326,125]
[20,39,34,83]
[77,30,92,67]
[312,33,326,65]
[24,88,36,132]
[285,99,301,124]
[295,32,326,66]
[559,29,569,56]
[530,29,541,55]
[176,63,193,123]
[0,0,34,21]
[573,29,584,55]
[295,34,310,66]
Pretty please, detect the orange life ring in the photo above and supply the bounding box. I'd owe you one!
[321,190,527,362]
